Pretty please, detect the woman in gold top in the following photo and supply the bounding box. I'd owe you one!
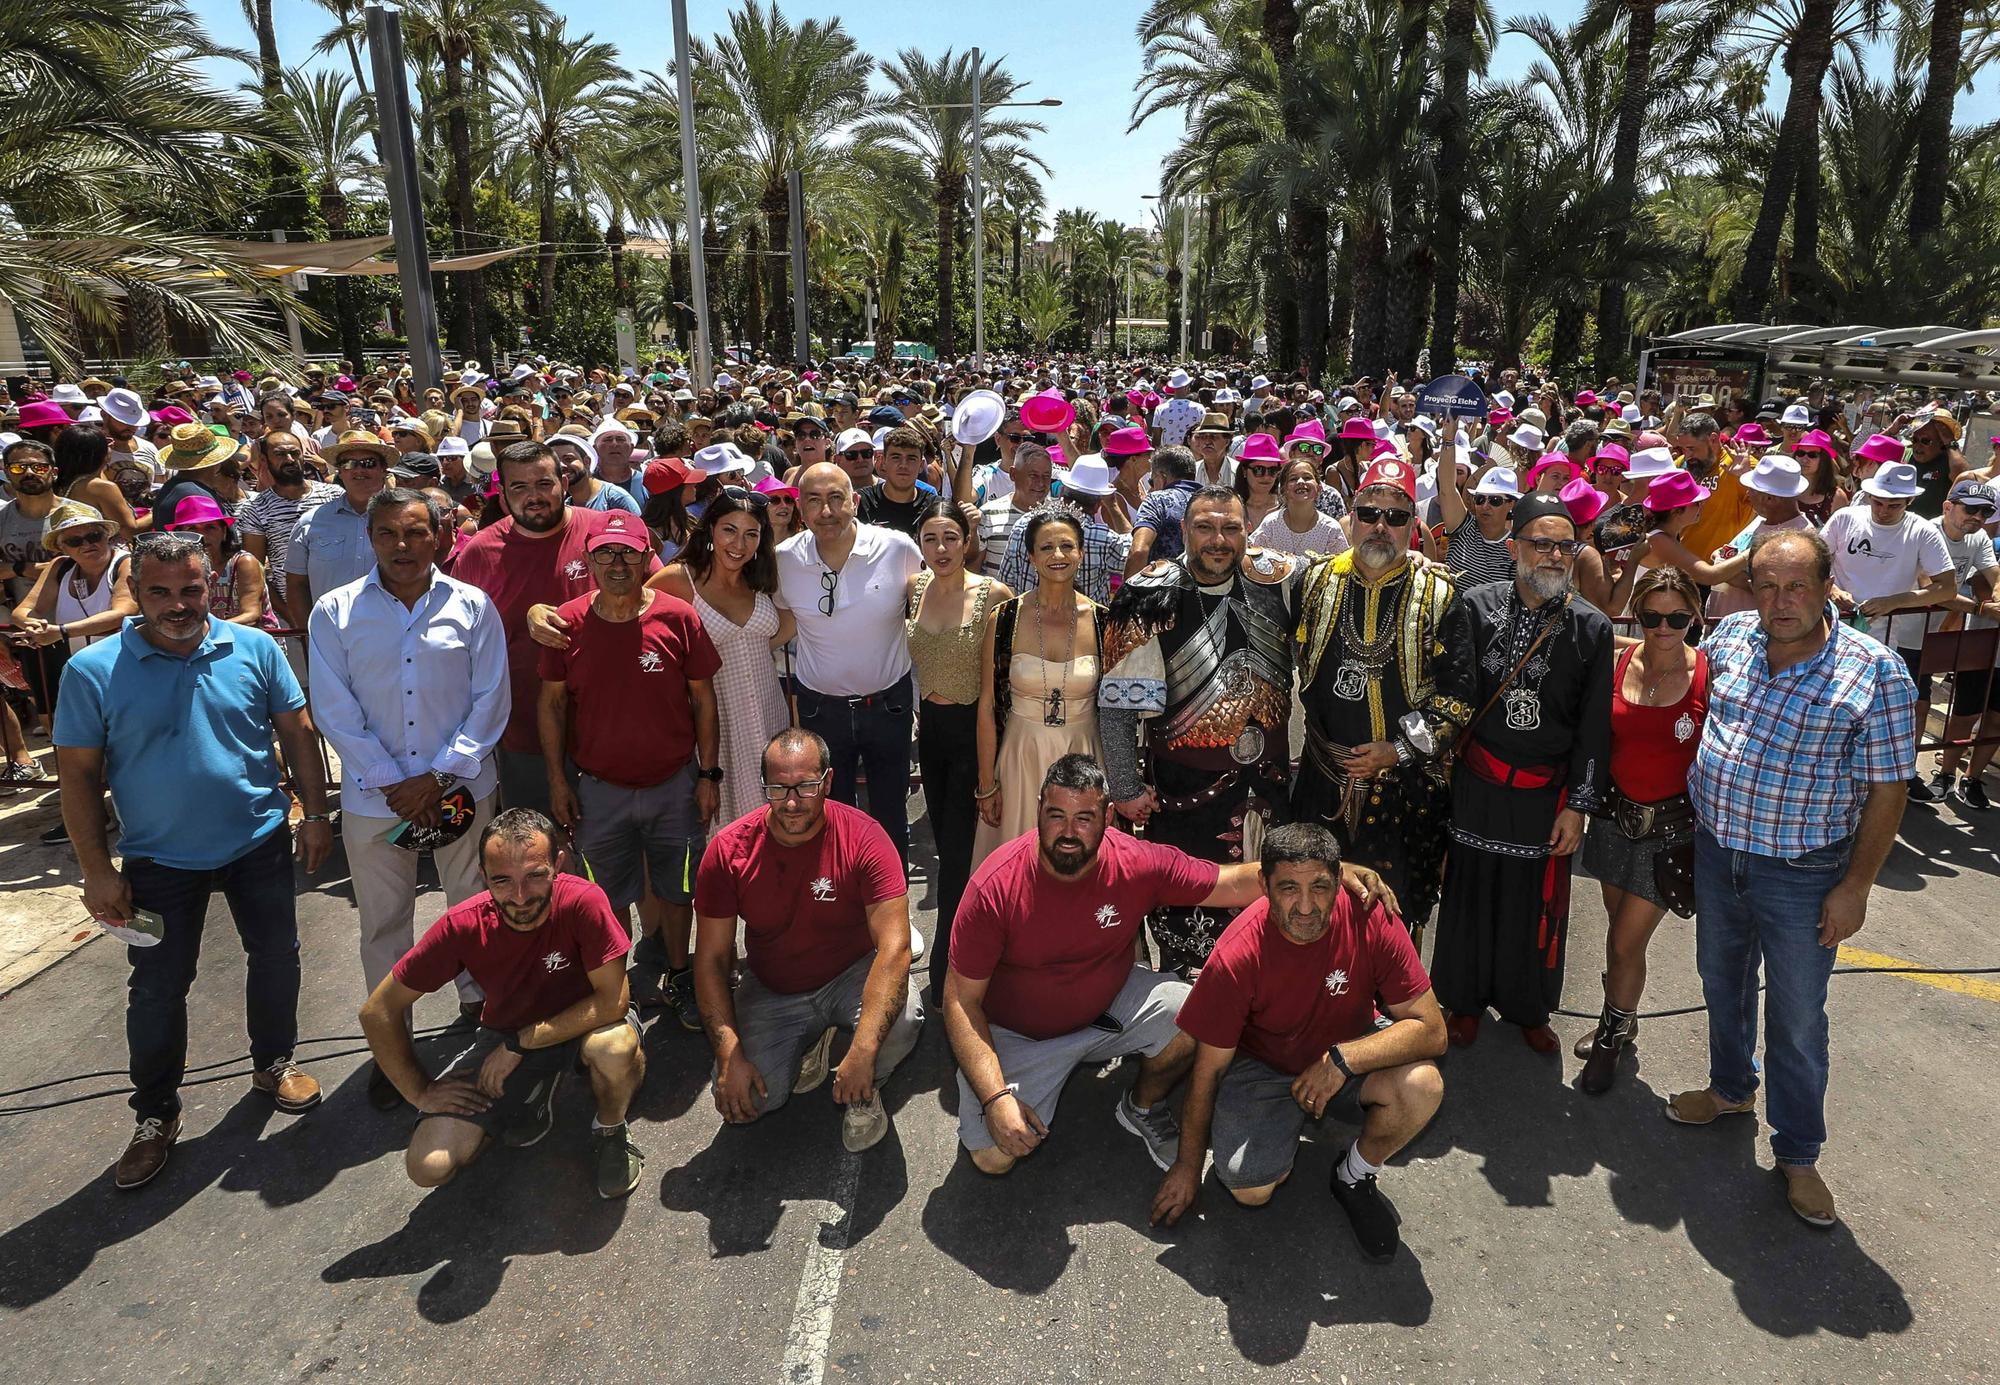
[905,499,1010,1001]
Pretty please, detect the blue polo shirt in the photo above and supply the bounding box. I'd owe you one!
[53,617,306,870]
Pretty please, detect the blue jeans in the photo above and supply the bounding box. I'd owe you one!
[796,673,915,864]
[1693,828,1849,1166]
[124,827,301,1120]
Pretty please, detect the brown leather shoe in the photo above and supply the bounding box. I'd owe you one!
[250,1057,322,1113]
[114,1115,181,1190]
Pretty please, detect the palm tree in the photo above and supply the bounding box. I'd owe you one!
[1018,266,1074,350]
[858,48,1047,360]
[1084,219,1150,349]
[700,1,875,359]
[274,68,378,367]
[1428,0,1488,375]
[1904,0,1966,240]
[493,21,626,342]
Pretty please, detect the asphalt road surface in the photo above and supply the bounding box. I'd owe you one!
[1,790,1995,1384]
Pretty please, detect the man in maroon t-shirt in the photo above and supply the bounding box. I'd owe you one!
[692,728,923,1154]
[538,510,720,1029]
[358,808,649,1200]
[944,754,1396,1176]
[450,441,659,815]
[1151,823,1445,1263]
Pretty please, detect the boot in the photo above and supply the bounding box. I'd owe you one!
[1579,998,1637,1095]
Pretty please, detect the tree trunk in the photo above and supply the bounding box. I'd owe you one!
[1907,0,1963,241]
[935,174,962,359]
[1348,214,1388,379]
[1551,298,1586,380]
[1194,195,1220,358]
[1731,0,1837,319]
[537,156,558,342]
[440,52,481,360]
[607,220,630,312]
[1594,0,1656,380]
[1789,118,1822,316]
[762,179,792,359]
[130,284,170,367]
[1326,226,1353,377]
[1263,0,1309,373]
[1262,234,1294,367]
[1427,0,1477,376]
[324,183,367,368]
[745,221,765,352]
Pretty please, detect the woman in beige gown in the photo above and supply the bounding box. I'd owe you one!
[972,505,1103,867]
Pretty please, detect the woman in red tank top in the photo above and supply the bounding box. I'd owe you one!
[1578,568,1708,1093]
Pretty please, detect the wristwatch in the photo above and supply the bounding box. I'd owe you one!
[429,770,455,792]
[1328,1046,1358,1083]
[697,766,724,783]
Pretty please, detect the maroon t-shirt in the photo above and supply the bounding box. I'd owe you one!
[450,508,660,754]
[537,590,720,786]
[950,829,1218,1040]
[1175,895,1431,1075]
[393,873,630,1033]
[694,799,907,995]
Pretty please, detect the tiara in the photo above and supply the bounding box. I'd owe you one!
[1025,496,1087,525]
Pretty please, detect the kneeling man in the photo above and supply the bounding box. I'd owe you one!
[1150,823,1445,1262]
[693,729,924,1152]
[359,808,647,1199]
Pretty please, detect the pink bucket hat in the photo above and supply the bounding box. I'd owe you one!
[1645,469,1711,513]
[1852,432,1905,467]
[1238,433,1284,465]
[1560,476,1609,526]
[165,494,233,529]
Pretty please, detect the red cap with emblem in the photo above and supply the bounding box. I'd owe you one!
[1358,455,1416,500]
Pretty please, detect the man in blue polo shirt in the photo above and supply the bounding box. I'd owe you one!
[54,531,335,1191]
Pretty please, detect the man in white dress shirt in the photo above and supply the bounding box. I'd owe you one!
[308,487,510,1109]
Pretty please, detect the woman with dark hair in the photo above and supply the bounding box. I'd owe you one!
[971,502,1103,868]
[164,493,267,626]
[905,498,1011,1001]
[1233,441,1284,530]
[1576,566,1708,1094]
[51,424,140,543]
[1792,428,1849,526]
[646,486,793,828]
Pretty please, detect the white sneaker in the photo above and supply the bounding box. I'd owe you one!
[794,1026,835,1095]
[909,922,926,963]
[841,1093,889,1152]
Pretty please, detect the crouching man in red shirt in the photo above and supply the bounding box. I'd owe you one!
[944,755,1395,1176]
[359,808,648,1200]
[1150,822,1446,1262]
[693,728,924,1153]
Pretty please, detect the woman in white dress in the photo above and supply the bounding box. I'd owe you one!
[649,488,795,828]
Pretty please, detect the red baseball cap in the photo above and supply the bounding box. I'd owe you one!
[586,512,650,552]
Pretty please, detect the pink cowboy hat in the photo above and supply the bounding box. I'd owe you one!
[1283,418,1327,448]
[1588,442,1631,473]
[150,405,195,426]
[1574,390,1600,408]
[165,494,233,529]
[1336,417,1377,442]
[1238,433,1284,465]
[1487,408,1515,429]
[754,474,798,501]
[1645,469,1711,513]
[1102,426,1154,458]
[1560,476,1609,526]
[1019,389,1075,435]
[1852,432,1905,467]
[1369,439,1402,460]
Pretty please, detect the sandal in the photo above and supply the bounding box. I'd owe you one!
[1664,1088,1755,1125]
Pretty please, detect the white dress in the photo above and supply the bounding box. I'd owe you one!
[693,587,791,828]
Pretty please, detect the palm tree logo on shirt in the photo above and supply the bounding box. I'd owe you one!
[564,558,587,579]
[543,951,570,973]
[1095,904,1120,929]
[1324,969,1350,996]
[638,649,663,673]
[810,877,835,902]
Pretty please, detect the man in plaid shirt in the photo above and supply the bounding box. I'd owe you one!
[1668,528,1916,1230]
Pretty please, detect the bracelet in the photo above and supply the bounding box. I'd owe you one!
[979,1082,1019,1111]
[972,784,999,801]
[58,623,68,640]
[300,812,332,824]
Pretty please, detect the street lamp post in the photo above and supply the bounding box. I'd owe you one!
[670,0,711,390]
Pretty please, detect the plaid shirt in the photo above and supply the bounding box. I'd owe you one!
[999,515,1130,607]
[1690,610,1918,856]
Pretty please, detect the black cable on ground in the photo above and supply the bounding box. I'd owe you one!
[1551,964,2000,1021]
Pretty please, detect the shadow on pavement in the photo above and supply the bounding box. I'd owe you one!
[1875,806,2000,892]
[1414,1036,1914,1342]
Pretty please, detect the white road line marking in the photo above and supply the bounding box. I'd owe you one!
[780,1148,862,1385]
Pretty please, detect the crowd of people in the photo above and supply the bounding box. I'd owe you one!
[0,349,1981,1254]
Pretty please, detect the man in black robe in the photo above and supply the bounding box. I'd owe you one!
[1098,486,1295,976]
[1431,493,1613,1052]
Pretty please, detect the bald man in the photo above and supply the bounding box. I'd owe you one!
[775,463,924,861]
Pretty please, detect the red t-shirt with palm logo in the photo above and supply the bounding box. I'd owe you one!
[694,800,907,995]
[538,590,720,787]
[949,829,1218,1040]
[1175,895,1431,1075]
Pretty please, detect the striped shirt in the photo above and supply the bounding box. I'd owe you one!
[1689,611,1917,856]
[237,481,341,599]
[1444,514,1515,587]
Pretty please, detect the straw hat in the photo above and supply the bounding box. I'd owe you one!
[327,430,398,464]
[156,421,239,472]
[41,500,118,541]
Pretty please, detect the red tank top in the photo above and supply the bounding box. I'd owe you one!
[1609,644,1708,802]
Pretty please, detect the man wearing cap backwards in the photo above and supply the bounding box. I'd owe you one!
[284,430,393,632]
[1292,456,1475,939]
[1430,492,1613,1054]
[1098,487,1298,976]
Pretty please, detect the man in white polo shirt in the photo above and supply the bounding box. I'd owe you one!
[777,462,923,862]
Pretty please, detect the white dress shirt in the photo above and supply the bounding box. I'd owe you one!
[307,567,510,815]
[776,523,922,696]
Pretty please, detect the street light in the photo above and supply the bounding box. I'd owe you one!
[918,60,1061,370]
[670,0,711,389]
[1144,190,1196,361]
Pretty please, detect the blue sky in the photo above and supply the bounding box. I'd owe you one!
[195,0,1997,230]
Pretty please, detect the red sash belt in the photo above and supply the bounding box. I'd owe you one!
[1462,740,1563,791]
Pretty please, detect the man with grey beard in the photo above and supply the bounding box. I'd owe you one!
[1428,493,1613,1056]
[1291,456,1475,939]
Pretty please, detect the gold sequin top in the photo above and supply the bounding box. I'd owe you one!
[906,571,995,705]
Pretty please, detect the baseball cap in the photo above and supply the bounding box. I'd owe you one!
[834,427,876,454]
[1947,477,1996,508]
[586,512,650,552]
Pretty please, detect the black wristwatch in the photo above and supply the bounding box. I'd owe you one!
[430,770,455,792]
[1329,1045,1358,1083]
[697,766,724,783]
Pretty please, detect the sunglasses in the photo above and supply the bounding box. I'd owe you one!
[762,776,829,803]
[1291,442,1327,459]
[719,484,771,511]
[1638,609,1696,630]
[1954,502,1995,518]
[795,429,827,440]
[59,532,108,549]
[819,567,838,616]
[1244,463,1282,477]
[999,432,1025,443]
[4,460,51,475]
[340,458,388,471]
[842,447,875,461]
[1519,537,1581,557]
[1353,504,1413,527]
[1473,494,1514,507]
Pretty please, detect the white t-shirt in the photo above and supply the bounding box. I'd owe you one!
[1251,507,1349,558]
[776,523,922,696]
[1822,506,1953,650]
[1152,396,1205,447]
[1925,526,2000,643]
[109,436,162,481]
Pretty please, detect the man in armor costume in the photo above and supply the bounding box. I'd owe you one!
[1098,486,1296,976]
[1291,457,1475,941]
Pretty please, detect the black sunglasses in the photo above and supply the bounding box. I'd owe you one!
[1638,609,1695,630]
[1353,504,1413,527]
[842,447,875,460]
[1472,494,1514,507]
[719,484,771,511]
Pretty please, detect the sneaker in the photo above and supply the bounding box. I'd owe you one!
[1907,773,1943,803]
[4,759,46,782]
[592,1123,645,1199]
[1958,778,1991,811]
[1920,769,1954,803]
[794,1026,835,1095]
[1329,1149,1402,1261]
[500,1068,561,1148]
[113,1115,181,1190]
[841,1092,890,1152]
[664,967,703,1032]
[250,1056,322,1113]
[1115,1090,1180,1171]
[39,820,68,845]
